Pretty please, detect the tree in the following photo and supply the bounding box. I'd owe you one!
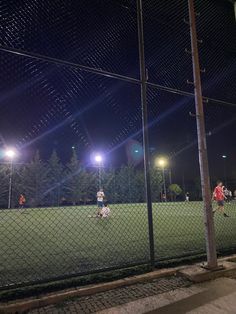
[113,164,147,204]
[169,184,182,201]
[23,151,49,207]
[80,170,96,204]
[65,151,96,205]
[101,168,117,203]
[11,163,28,208]
[193,177,202,200]
[134,170,145,203]
[0,164,9,207]
[115,165,140,203]
[150,167,163,202]
[46,150,64,206]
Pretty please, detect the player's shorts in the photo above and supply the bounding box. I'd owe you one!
[97,201,104,208]
[217,200,224,206]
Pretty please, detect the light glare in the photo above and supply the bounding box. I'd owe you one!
[5,149,16,159]
[155,157,168,168]
[95,155,102,163]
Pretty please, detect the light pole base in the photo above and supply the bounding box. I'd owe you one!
[179,261,236,283]
[201,263,224,271]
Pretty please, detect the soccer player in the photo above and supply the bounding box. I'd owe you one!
[185,192,190,202]
[100,203,110,218]
[212,181,229,217]
[96,188,105,216]
[18,194,26,209]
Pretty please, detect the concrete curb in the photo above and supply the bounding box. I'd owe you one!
[0,266,183,314]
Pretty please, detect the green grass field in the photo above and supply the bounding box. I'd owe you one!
[0,201,236,288]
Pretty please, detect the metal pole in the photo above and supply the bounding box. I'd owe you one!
[137,0,155,269]
[182,173,186,194]
[234,2,236,21]
[98,165,102,189]
[169,169,172,201]
[188,0,217,269]
[169,169,172,186]
[8,161,13,209]
[128,169,131,203]
[223,158,227,187]
[163,167,167,202]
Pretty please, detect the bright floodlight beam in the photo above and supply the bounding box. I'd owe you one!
[158,159,165,167]
[5,149,16,159]
[155,157,168,168]
[95,154,103,163]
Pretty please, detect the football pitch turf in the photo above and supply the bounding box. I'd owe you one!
[0,201,236,288]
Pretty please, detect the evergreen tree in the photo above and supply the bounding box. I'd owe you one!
[150,167,163,202]
[0,164,9,207]
[23,151,49,207]
[102,168,117,204]
[11,163,27,207]
[46,150,64,206]
[80,170,97,204]
[65,151,94,205]
[135,170,145,203]
[115,164,143,203]
[169,183,182,201]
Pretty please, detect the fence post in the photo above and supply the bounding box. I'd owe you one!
[137,0,155,269]
[188,0,218,269]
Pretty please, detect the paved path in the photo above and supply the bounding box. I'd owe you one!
[29,277,236,313]
[28,276,191,313]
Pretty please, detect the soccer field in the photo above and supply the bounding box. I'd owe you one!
[0,201,236,288]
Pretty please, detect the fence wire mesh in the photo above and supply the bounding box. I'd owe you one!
[0,0,235,289]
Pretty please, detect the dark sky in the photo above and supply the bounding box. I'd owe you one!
[0,0,235,184]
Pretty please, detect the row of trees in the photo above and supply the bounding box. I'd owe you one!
[0,151,184,208]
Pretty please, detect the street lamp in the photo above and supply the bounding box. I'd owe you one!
[4,149,17,209]
[94,154,103,189]
[155,157,168,202]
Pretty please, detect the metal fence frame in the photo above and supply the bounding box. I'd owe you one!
[0,0,235,289]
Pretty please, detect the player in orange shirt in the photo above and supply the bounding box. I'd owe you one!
[212,181,229,217]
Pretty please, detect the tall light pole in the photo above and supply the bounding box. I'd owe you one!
[169,168,173,201]
[155,157,168,202]
[222,155,227,186]
[188,0,217,269]
[94,154,103,189]
[5,149,16,209]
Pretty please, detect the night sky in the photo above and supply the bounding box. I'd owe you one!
[0,0,235,185]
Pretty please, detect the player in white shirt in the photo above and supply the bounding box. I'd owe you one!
[96,189,105,216]
[100,203,110,218]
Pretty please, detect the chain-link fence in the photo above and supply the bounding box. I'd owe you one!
[0,0,235,289]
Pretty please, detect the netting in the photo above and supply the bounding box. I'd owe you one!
[0,0,235,289]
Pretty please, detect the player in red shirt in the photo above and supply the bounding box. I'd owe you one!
[212,181,229,217]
